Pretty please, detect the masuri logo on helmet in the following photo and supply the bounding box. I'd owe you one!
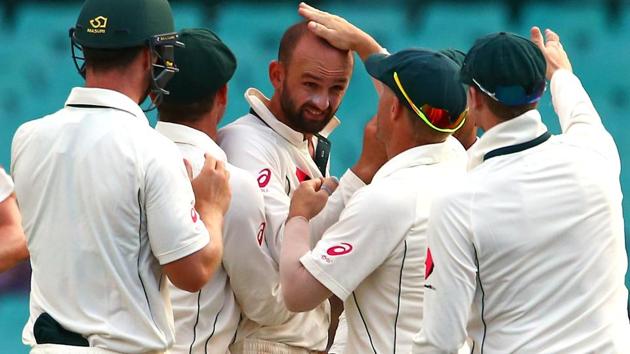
[87,16,107,34]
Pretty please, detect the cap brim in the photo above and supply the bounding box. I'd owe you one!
[364,53,391,82]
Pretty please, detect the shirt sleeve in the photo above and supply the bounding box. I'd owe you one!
[143,139,210,265]
[0,168,14,202]
[222,169,292,326]
[300,186,411,301]
[551,69,620,173]
[412,191,476,354]
[309,169,365,246]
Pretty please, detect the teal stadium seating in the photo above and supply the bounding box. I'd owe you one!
[0,2,628,352]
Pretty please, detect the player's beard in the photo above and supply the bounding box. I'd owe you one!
[280,82,335,135]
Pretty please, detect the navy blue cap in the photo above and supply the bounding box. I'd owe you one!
[365,49,467,125]
[461,32,546,106]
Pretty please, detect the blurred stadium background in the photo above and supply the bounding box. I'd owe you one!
[0,0,628,352]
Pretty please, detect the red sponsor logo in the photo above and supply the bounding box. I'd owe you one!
[256,222,266,247]
[257,168,271,188]
[296,168,311,182]
[191,208,198,223]
[326,242,353,256]
[425,248,434,279]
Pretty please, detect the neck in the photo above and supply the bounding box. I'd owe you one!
[165,112,218,141]
[386,132,445,160]
[85,71,147,104]
[185,118,218,141]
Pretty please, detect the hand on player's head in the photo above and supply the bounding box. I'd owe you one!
[530,26,573,81]
[288,177,338,220]
[192,154,231,217]
[298,2,366,52]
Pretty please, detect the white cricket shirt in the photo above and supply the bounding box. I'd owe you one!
[156,122,291,354]
[0,167,13,202]
[12,88,210,353]
[219,88,365,351]
[413,70,630,353]
[300,137,467,354]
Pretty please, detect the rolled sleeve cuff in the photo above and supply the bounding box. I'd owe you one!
[300,252,350,301]
[156,232,209,265]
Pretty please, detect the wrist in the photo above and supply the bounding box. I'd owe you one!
[356,35,383,62]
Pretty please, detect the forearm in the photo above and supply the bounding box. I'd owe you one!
[199,209,224,274]
[280,216,331,312]
[0,225,28,272]
[353,33,384,62]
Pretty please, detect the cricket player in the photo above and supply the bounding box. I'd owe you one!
[279,5,469,353]
[0,167,28,272]
[219,19,388,354]
[11,1,229,353]
[155,28,291,354]
[412,28,630,353]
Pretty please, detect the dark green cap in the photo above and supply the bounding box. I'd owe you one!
[365,49,466,126]
[438,48,466,68]
[163,28,237,104]
[460,32,546,106]
[73,0,174,48]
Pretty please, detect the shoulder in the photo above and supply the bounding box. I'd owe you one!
[227,164,264,212]
[219,115,280,151]
[345,180,410,221]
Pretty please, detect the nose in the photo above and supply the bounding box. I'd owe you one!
[310,94,330,112]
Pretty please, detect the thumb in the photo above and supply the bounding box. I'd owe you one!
[530,26,545,51]
[183,158,193,181]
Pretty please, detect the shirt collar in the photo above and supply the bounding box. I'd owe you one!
[467,110,548,170]
[373,137,463,181]
[155,121,227,163]
[65,87,148,124]
[244,88,340,147]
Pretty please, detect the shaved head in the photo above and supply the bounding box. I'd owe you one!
[278,21,352,65]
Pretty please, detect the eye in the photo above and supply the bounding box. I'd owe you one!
[331,85,345,93]
[304,82,318,89]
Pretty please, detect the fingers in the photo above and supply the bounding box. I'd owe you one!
[301,178,323,192]
[183,158,193,181]
[202,153,218,170]
[530,26,545,50]
[299,2,330,21]
[319,176,339,196]
[307,21,336,40]
[545,28,560,43]
[215,160,230,180]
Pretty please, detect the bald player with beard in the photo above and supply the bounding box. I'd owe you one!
[219,21,387,354]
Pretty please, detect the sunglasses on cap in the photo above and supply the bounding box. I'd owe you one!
[472,78,546,106]
[393,72,467,133]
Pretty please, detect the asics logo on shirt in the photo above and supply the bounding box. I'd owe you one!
[327,242,353,256]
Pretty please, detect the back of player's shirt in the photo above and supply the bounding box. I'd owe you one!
[12,88,208,353]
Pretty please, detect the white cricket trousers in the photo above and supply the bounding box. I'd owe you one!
[230,339,325,354]
[30,344,165,354]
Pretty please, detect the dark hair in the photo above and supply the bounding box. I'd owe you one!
[158,91,217,123]
[83,46,145,73]
[478,89,537,121]
[278,21,311,64]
